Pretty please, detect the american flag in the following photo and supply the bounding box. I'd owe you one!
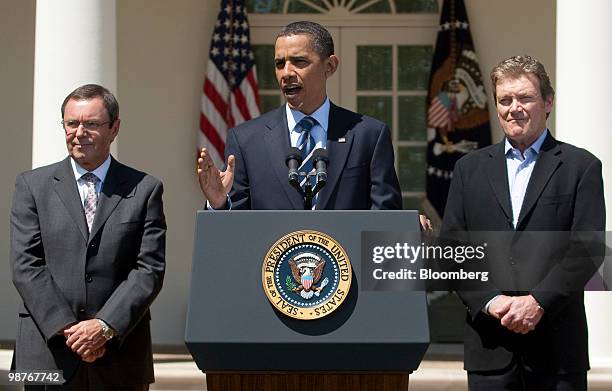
[427,92,455,130]
[199,0,261,167]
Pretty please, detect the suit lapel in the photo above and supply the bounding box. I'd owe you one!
[263,107,304,209]
[317,103,353,209]
[485,142,513,223]
[89,157,134,240]
[516,134,562,228]
[53,158,89,242]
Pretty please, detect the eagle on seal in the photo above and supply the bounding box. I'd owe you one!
[288,252,328,299]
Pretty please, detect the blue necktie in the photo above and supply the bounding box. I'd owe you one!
[296,116,316,159]
[295,116,317,206]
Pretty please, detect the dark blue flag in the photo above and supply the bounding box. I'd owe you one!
[425,0,491,219]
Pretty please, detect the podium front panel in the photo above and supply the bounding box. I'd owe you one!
[185,210,429,371]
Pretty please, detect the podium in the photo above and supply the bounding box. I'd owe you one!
[185,211,429,390]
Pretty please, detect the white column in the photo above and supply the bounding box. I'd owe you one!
[32,0,117,168]
[556,0,612,368]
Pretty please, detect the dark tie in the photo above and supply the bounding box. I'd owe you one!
[81,172,99,232]
[295,116,317,188]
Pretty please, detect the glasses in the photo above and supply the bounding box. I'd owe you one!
[61,120,112,131]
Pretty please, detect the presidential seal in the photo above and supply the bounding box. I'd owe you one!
[262,230,352,320]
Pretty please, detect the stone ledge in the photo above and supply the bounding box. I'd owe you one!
[2,350,611,391]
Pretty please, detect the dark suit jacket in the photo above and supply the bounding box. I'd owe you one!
[10,156,166,386]
[442,133,605,373]
[225,103,402,210]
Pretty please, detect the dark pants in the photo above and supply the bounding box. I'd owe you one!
[24,363,149,391]
[468,360,586,391]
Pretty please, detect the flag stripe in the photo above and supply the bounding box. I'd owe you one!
[229,94,245,125]
[203,78,230,124]
[246,70,261,116]
[201,94,228,142]
[206,58,231,97]
[232,83,252,123]
[198,131,224,168]
[429,110,447,122]
[200,112,225,159]
[240,74,260,119]
[428,108,445,121]
[198,0,260,169]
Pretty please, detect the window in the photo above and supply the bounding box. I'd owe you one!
[246,0,438,14]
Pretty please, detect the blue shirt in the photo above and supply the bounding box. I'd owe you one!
[505,129,548,229]
[287,97,330,149]
[484,129,549,314]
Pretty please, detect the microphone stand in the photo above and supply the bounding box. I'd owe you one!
[303,180,314,210]
[289,171,319,210]
[286,148,328,210]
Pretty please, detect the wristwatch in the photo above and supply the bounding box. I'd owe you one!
[97,319,115,340]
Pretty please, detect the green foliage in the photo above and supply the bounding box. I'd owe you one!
[285,275,297,290]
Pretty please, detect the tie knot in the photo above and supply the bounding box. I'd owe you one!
[81,172,99,184]
[297,116,316,132]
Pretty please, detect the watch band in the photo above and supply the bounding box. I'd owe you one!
[97,319,115,340]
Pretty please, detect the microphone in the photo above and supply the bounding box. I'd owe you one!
[312,149,329,186]
[285,147,303,185]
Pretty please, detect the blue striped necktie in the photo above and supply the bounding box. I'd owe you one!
[295,116,318,206]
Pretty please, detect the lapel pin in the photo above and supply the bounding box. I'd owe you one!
[338,137,346,143]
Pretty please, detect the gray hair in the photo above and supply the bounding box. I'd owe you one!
[490,55,555,102]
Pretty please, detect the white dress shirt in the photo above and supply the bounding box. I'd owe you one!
[70,155,111,206]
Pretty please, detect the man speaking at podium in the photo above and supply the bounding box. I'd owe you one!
[197,21,402,211]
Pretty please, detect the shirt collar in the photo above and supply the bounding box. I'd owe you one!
[286,97,330,133]
[505,128,549,157]
[71,155,112,184]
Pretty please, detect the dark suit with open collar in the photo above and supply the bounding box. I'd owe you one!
[442,131,605,377]
[10,156,166,388]
[225,102,401,210]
